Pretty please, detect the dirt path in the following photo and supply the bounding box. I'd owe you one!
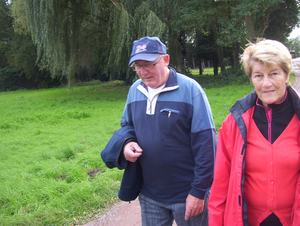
[83,199,177,226]
[84,58,300,226]
[82,199,142,226]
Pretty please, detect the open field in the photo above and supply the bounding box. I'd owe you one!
[189,67,221,76]
[0,79,254,225]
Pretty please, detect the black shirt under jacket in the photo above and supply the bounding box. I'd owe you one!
[253,89,295,144]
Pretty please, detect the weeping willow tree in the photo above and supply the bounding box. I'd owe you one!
[104,0,187,78]
[93,0,182,83]
[104,1,169,82]
[10,0,186,86]
[9,0,299,87]
[10,0,110,87]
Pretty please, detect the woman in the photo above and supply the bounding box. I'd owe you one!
[208,39,300,226]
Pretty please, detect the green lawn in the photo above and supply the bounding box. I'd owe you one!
[0,81,254,225]
[189,67,223,76]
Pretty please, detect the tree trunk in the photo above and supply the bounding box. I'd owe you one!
[213,59,218,75]
[199,59,203,75]
[245,15,255,41]
[232,42,240,66]
[212,20,225,71]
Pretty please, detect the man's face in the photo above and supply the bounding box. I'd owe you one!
[134,55,170,88]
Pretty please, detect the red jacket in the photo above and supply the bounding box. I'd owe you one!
[208,86,300,226]
[293,176,300,225]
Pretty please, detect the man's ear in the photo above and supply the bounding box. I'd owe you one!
[162,54,170,66]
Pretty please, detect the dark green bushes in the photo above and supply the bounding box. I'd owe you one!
[194,66,249,89]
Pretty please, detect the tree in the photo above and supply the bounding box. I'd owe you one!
[10,0,300,87]
[264,0,299,42]
[108,0,185,77]
[6,33,62,87]
[180,0,299,73]
[287,36,300,58]
[0,0,61,91]
[11,0,184,86]
[11,0,113,88]
[0,0,13,67]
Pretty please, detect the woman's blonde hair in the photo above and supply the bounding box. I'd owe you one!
[240,39,292,84]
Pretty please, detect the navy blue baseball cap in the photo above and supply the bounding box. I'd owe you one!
[128,36,167,65]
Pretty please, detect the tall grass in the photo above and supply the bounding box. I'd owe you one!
[0,83,128,225]
[0,80,254,225]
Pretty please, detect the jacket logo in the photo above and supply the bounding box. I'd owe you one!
[135,45,147,53]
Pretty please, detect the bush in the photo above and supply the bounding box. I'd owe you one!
[0,66,62,92]
[194,65,249,89]
[0,66,31,91]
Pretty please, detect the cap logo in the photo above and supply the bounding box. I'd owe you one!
[135,44,147,54]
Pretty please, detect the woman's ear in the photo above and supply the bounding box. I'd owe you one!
[286,73,290,85]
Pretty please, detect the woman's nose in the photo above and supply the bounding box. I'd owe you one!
[262,76,272,87]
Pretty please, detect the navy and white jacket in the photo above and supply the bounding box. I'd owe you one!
[102,67,217,203]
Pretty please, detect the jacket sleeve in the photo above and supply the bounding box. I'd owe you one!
[208,114,234,226]
[189,87,217,199]
[292,175,300,225]
[100,125,136,170]
[101,85,138,169]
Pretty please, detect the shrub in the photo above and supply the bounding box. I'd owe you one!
[194,65,249,89]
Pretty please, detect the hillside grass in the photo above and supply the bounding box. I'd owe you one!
[0,78,254,225]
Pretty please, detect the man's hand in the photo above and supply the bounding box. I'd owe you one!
[185,194,204,221]
[124,142,143,162]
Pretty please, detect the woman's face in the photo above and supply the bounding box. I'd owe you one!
[251,61,289,108]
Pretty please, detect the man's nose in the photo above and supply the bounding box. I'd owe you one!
[139,66,148,75]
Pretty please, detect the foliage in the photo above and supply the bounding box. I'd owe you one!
[0,66,29,91]
[6,33,62,88]
[262,0,299,42]
[7,34,40,78]
[10,0,170,87]
[0,0,61,91]
[194,65,250,89]
[6,0,300,89]
[0,0,13,68]
[179,0,299,70]
[11,0,111,88]
[287,36,300,58]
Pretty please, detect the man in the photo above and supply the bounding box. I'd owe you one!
[101,36,216,226]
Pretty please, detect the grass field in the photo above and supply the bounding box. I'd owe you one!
[189,67,221,76]
[0,79,254,225]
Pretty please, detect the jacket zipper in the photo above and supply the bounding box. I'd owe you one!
[148,91,163,114]
[266,106,272,143]
[149,100,152,114]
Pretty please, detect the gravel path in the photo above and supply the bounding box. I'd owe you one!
[84,58,300,226]
[82,199,142,226]
[82,198,177,226]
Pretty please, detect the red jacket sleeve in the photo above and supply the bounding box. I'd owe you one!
[292,175,300,225]
[208,114,234,226]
